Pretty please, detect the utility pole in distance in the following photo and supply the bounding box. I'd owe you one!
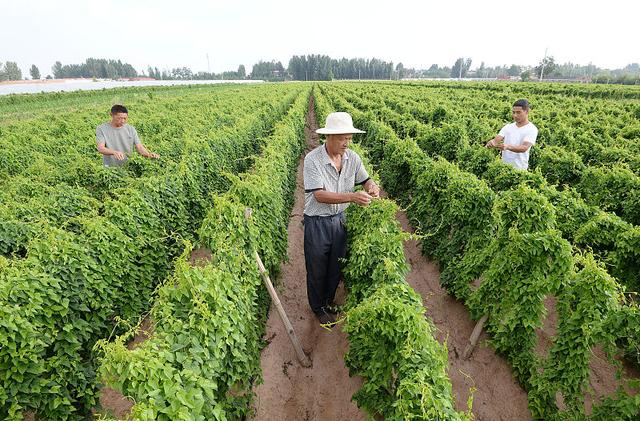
[539,48,548,81]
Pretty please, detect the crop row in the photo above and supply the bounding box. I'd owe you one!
[313,90,468,419]
[96,86,311,420]
[331,82,640,295]
[318,83,640,420]
[336,82,640,226]
[0,84,306,419]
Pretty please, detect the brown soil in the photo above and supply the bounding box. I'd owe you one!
[395,208,533,421]
[398,211,640,419]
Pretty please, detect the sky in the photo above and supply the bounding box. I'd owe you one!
[3,0,639,77]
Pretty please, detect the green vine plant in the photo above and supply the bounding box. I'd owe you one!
[318,82,640,419]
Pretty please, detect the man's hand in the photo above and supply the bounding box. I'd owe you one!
[113,151,126,160]
[136,143,159,159]
[496,143,508,151]
[486,135,504,149]
[351,191,373,206]
[367,183,380,198]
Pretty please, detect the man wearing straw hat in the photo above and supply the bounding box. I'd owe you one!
[303,112,380,325]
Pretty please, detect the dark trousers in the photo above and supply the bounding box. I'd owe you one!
[303,213,347,314]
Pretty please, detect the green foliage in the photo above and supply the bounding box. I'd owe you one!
[417,121,470,162]
[493,185,557,234]
[530,254,623,419]
[468,189,572,384]
[341,195,467,420]
[534,146,586,185]
[99,210,264,421]
[0,83,308,419]
[482,160,548,192]
[97,87,310,420]
[343,199,410,306]
[345,283,467,421]
[318,81,640,419]
[540,186,597,242]
[457,144,499,177]
[577,165,640,223]
[409,158,495,283]
[315,133,468,419]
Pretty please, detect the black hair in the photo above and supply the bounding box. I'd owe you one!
[110,104,128,114]
[513,99,530,111]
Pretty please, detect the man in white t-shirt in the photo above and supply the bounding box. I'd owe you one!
[485,99,538,170]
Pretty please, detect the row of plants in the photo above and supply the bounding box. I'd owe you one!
[342,82,640,225]
[314,91,469,420]
[0,84,302,260]
[318,84,640,419]
[392,80,640,101]
[95,87,310,420]
[0,84,306,419]
[333,82,640,295]
[0,84,297,197]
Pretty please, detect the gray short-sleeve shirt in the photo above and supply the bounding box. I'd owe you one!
[96,122,141,167]
[303,145,369,216]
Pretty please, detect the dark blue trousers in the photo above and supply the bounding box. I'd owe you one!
[303,213,347,314]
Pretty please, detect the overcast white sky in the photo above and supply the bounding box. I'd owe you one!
[3,0,639,77]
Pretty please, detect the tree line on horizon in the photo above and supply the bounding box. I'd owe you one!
[2,56,639,85]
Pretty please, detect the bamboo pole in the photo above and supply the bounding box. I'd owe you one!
[462,314,488,360]
[245,208,312,368]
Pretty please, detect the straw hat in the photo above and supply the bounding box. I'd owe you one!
[316,112,365,135]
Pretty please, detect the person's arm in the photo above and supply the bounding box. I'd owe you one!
[497,141,533,153]
[131,125,159,159]
[352,153,378,199]
[97,141,126,161]
[313,189,372,206]
[485,135,504,148]
[135,143,159,159]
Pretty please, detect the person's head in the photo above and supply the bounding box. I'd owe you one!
[315,112,365,153]
[110,104,128,127]
[512,99,530,125]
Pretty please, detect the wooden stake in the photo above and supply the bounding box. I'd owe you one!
[245,208,312,368]
[462,314,488,360]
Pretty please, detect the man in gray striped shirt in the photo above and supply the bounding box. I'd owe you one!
[303,112,379,325]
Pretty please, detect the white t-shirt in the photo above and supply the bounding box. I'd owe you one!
[498,122,538,170]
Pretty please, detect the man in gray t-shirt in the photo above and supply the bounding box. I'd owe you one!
[96,104,159,167]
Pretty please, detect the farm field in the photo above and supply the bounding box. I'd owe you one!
[315,81,640,420]
[1,80,640,420]
[0,82,310,419]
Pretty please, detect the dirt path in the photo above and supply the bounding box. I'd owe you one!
[252,96,535,421]
[250,97,367,421]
